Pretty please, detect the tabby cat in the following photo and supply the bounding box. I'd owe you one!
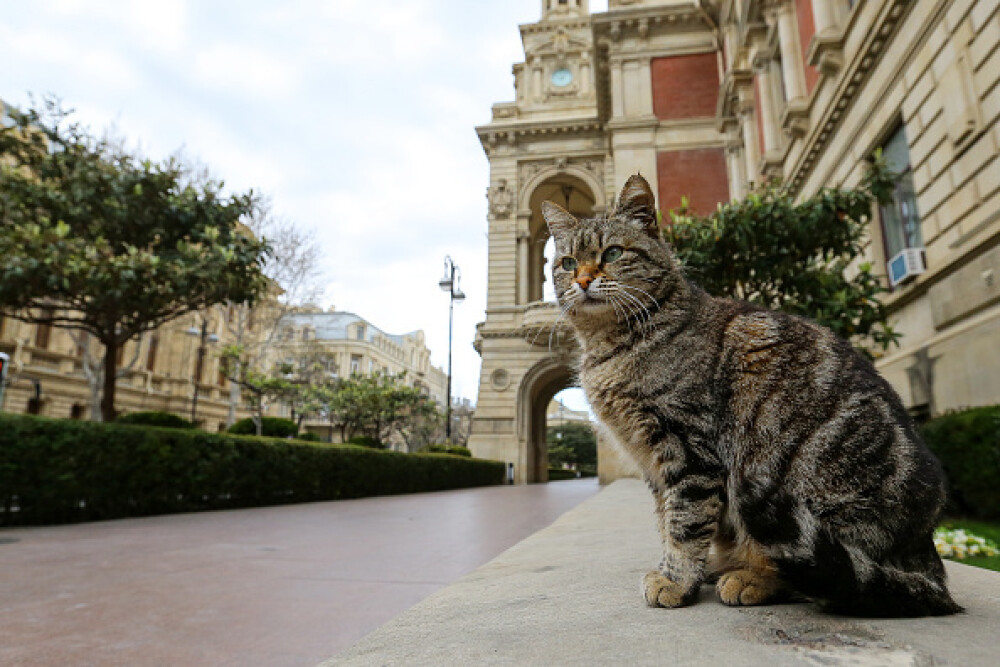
[542,174,961,617]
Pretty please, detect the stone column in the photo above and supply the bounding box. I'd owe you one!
[611,59,625,119]
[726,142,746,200]
[739,104,761,184]
[517,230,530,305]
[775,3,807,102]
[756,59,780,154]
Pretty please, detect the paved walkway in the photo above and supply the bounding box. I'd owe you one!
[0,479,599,666]
[332,479,1000,666]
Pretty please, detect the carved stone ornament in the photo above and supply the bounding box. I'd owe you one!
[490,368,511,392]
[488,179,515,217]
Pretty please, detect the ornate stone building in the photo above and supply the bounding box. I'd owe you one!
[272,308,449,441]
[0,306,447,436]
[469,0,1000,482]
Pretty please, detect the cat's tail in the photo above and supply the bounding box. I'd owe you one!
[775,529,963,617]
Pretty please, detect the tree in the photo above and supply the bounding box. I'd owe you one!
[663,157,900,356]
[546,422,597,472]
[219,343,291,436]
[0,100,271,421]
[214,198,324,427]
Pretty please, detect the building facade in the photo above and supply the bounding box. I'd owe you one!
[271,308,449,441]
[469,0,1000,482]
[0,309,238,431]
[0,305,448,438]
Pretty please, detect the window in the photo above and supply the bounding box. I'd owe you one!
[356,325,365,340]
[350,354,361,375]
[878,125,923,261]
[146,335,159,372]
[35,311,53,349]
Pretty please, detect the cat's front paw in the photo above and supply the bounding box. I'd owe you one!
[716,569,783,606]
[643,571,691,608]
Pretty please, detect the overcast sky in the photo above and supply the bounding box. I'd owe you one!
[1,0,609,412]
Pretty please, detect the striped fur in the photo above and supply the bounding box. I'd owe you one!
[542,175,961,617]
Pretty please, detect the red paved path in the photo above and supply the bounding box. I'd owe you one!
[0,479,599,666]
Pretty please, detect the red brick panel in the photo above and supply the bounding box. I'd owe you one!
[796,0,820,94]
[651,53,720,120]
[656,148,730,217]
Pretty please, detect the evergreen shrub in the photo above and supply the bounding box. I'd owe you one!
[347,435,383,449]
[0,414,505,526]
[921,405,1000,519]
[423,444,472,457]
[227,417,298,438]
[116,411,194,429]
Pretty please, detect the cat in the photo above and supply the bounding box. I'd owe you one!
[541,174,961,617]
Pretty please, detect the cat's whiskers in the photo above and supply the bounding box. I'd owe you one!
[547,300,574,353]
[613,284,655,327]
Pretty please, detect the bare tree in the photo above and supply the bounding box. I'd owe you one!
[215,197,325,426]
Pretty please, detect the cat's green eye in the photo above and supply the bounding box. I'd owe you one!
[602,246,624,263]
[561,257,578,271]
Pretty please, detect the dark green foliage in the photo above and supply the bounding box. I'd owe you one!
[296,432,321,442]
[116,411,194,429]
[422,444,472,457]
[547,468,580,481]
[0,414,505,526]
[663,158,900,355]
[546,422,597,473]
[227,417,297,438]
[0,99,270,421]
[921,406,1000,519]
[348,435,384,449]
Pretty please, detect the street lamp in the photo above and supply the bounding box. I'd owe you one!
[438,255,465,442]
[186,317,219,425]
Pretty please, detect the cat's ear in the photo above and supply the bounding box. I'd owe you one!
[615,174,659,238]
[541,201,579,240]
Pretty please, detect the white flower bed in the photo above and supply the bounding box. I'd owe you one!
[934,527,999,560]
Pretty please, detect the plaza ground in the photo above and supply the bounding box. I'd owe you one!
[0,479,599,666]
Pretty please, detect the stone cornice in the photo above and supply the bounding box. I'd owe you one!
[475,117,604,154]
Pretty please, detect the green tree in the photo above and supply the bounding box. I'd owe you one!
[546,422,597,473]
[0,100,270,421]
[219,344,292,436]
[663,157,899,355]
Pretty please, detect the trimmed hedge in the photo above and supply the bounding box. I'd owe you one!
[0,414,506,526]
[423,444,472,457]
[921,405,1000,519]
[227,417,298,438]
[348,435,384,449]
[116,411,194,429]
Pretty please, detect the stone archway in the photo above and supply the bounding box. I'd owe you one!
[516,356,576,483]
[468,166,599,484]
[522,172,599,304]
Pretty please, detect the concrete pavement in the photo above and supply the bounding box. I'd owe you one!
[0,479,600,666]
[330,479,1000,666]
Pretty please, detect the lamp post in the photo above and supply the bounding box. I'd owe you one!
[186,317,219,426]
[438,256,465,442]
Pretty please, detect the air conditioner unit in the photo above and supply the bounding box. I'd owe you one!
[887,247,926,287]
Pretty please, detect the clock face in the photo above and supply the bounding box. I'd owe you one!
[551,68,573,87]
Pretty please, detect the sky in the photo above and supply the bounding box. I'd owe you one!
[1,0,609,412]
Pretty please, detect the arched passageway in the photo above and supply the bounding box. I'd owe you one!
[522,173,599,304]
[517,357,576,483]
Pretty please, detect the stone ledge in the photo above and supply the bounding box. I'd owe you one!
[325,479,1000,666]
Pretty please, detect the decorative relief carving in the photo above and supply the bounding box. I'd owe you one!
[490,368,511,392]
[487,179,514,217]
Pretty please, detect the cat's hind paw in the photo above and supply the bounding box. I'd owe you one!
[716,569,784,606]
[643,571,692,608]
